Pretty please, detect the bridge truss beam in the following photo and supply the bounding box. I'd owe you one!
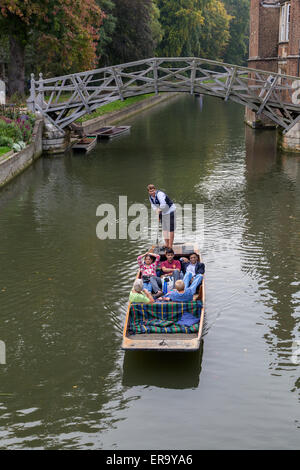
[27,58,300,134]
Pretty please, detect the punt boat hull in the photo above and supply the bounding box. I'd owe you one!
[72,135,97,153]
[122,243,205,352]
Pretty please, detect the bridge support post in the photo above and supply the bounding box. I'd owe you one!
[27,73,36,112]
[42,121,70,155]
[244,108,277,130]
[37,73,45,110]
[279,122,300,153]
[153,60,159,95]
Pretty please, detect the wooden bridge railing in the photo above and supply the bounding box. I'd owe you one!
[27,57,300,133]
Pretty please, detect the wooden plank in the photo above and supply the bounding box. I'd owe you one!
[225,66,237,101]
[257,75,279,115]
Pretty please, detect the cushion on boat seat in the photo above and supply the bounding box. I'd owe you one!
[129,301,202,335]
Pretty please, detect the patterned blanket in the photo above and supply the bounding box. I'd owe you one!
[129,301,203,334]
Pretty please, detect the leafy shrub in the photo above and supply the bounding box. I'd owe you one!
[12,141,26,152]
[0,116,12,124]
[0,135,14,148]
[0,107,36,147]
[0,120,23,142]
[7,93,25,106]
[16,115,35,143]
[0,105,21,121]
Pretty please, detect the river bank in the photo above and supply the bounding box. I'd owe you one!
[0,118,43,188]
[71,92,177,136]
[0,92,178,185]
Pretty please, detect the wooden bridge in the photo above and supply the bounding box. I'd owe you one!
[27,57,300,134]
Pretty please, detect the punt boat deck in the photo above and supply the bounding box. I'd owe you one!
[96,126,131,139]
[122,243,205,352]
[72,135,97,153]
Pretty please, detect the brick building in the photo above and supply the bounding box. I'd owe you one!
[248,0,300,77]
[246,0,300,150]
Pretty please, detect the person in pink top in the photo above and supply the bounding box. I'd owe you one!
[137,251,162,297]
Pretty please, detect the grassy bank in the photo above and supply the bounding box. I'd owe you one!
[0,147,10,157]
[76,93,156,123]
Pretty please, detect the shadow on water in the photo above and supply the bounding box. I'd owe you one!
[122,341,204,389]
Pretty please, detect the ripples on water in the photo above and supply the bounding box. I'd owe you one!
[0,95,299,449]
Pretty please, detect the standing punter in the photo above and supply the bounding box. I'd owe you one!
[147,184,176,249]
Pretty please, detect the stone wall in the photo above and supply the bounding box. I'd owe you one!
[72,93,178,136]
[0,118,43,188]
[279,122,300,152]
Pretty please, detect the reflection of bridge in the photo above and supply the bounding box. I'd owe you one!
[28,57,300,133]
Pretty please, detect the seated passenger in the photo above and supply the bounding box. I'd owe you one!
[180,253,205,286]
[129,279,154,304]
[137,251,163,297]
[160,248,182,283]
[162,273,203,302]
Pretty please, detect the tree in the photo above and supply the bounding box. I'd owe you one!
[151,0,164,52]
[96,0,117,67]
[107,0,156,65]
[198,0,232,61]
[157,0,204,57]
[0,0,104,96]
[222,0,250,66]
[157,0,231,60]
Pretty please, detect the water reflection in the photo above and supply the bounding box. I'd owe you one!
[123,345,203,389]
[243,125,300,397]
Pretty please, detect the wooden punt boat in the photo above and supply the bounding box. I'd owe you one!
[72,135,97,153]
[122,243,205,352]
[93,126,115,141]
[97,125,131,139]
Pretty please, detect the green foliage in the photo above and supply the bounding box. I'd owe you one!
[107,0,156,64]
[151,0,164,50]
[222,0,250,65]
[199,0,232,61]
[1,0,250,96]
[0,109,35,146]
[0,120,23,142]
[0,146,11,156]
[6,92,25,106]
[12,141,26,152]
[96,0,117,66]
[1,0,104,91]
[157,0,204,57]
[0,136,14,148]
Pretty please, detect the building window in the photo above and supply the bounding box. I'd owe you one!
[279,2,291,43]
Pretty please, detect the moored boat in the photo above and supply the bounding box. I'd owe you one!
[94,126,115,141]
[72,135,97,153]
[122,243,205,352]
[97,126,131,139]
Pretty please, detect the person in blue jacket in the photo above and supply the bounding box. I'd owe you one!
[180,253,205,287]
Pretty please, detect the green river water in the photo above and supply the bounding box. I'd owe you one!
[0,95,299,449]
